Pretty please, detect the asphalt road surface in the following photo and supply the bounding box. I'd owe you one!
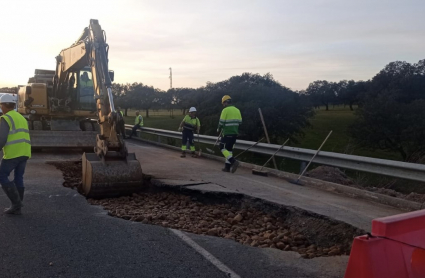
[0,142,391,278]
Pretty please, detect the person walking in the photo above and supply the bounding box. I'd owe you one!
[217,95,242,173]
[116,107,127,139]
[129,111,143,139]
[0,94,31,215]
[178,107,200,158]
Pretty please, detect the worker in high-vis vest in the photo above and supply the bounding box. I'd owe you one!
[116,106,126,139]
[0,94,31,215]
[178,107,200,158]
[217,95,242,173]
[129,111,144,139]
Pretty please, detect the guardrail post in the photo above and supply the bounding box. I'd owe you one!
[299,161,307,175]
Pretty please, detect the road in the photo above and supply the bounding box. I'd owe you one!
[129,141,403,232]
[0,140,405,278]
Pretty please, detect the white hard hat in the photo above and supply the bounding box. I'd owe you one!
[0,94,15,104]
[189,107,197,112]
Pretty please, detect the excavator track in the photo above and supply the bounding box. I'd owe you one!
[82,153,144,198]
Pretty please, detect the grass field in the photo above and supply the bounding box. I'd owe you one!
[124,116,182,131]
[293,106,402,161]
[123,109,182,130]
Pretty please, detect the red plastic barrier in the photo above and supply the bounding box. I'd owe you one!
[344,209,425,278]
[372,210,425,249]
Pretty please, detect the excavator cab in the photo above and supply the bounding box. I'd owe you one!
[76,68,96,111]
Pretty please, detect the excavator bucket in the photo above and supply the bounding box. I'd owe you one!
[82,152,144,198]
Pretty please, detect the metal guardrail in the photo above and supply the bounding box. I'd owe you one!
[125,125,425,183]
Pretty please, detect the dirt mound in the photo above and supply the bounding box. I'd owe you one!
[306,166,425,205]
[306,166,353,185]
[405,192,425,203]
[368,188,425,204]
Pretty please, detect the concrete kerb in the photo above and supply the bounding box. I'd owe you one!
[131,137,422,212]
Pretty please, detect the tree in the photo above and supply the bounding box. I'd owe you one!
[195,73,314,143]
[305,80,336,110]
[349,59,425,161]
[112,83,131,116]
[169,88,198,115]
[128,83,161,118]
[337,80,367,110]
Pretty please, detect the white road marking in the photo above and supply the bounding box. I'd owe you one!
[48,194,62,198]
[170,229,241,278]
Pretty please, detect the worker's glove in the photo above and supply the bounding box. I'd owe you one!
[178,127,182,132]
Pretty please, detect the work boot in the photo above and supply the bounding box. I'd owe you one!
[180,151,186,158]
[2,182,22,215]
[222,164,231,172]
[17,187,25,202]
[230,160,240,174]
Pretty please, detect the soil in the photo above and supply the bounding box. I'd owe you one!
[50,161,365,259]
[306,166,425,204]
[367,188,425,203]
[306,166,353,185]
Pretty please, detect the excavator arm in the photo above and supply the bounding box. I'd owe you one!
[54,19,143,198]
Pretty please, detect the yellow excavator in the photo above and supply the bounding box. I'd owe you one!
[17,19,143,198]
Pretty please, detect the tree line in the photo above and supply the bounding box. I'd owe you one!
[111,59,425,162]
[111,73,314,145]
[303,59,425,161]
[2,58,424,162]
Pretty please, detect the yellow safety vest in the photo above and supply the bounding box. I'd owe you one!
[218,106,242,136]
[1,110,31,159]
[182,115,200,131]
[134,115,143,126]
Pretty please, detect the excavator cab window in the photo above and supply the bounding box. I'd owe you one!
[77,69,96,110]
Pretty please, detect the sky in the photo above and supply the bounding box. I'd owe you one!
[0,0,424,91]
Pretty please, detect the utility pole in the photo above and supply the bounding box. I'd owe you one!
[169,67,172,89]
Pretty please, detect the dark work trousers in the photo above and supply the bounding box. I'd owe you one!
[181,130,195,151]
[117,120,126,138]
[130,124,142,138]
[0,156,29,188]
[219,135,237,165]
